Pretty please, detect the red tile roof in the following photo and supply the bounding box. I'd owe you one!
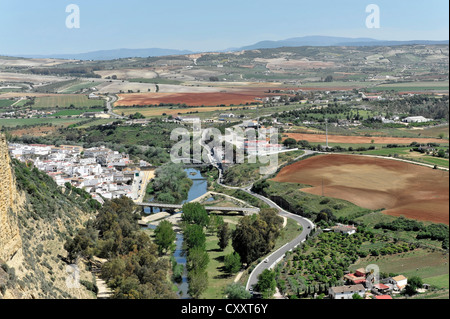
[374,283,390,290]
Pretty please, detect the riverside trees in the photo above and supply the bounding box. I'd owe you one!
[64,197,177,299]
[182,203,210,299]
[232,208,283,265]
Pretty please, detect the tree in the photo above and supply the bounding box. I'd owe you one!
[154,220,176,255]
[225,283,251,299]
[130,112,145,120]
[256,269,276,299]
[352,293,363,299]
[187,246,209,272]
[208,214,224,235]
[188,270,208,299]
[408,276,424,292]
[232,216,267,265]
[224,252,241,274]
[217,223,231,250]
[184,224,206,250]
[232,209,283,265]
[283,138,297,149]
[182,203,210,228]
[64,224,97,262]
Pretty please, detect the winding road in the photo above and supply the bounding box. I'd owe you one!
[105,94,126,119]
[209,147,316,293]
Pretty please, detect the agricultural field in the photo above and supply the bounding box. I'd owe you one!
[0,99,15,108]
[284,133,445,145]
[352,124,449,139]
[272,154,449,224]
[58,81,102,94]
[33,95,105,109]
[353,146,449,168]
[369,81,449,93]
[350,249,449,290]
[52,109,104,116]
[115,105,248,118]
[0,117,89,128]
[94,68,158,79]
[115,90,273,107]
[274,229,421,299]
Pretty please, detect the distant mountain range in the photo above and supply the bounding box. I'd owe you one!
[235,36,449,51]
[14,36,449,61]
[19,48,194,61]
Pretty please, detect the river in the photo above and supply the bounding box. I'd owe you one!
[144,168,209,298]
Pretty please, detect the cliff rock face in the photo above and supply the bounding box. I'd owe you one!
[0,134,96,299]
[0,134,22,262]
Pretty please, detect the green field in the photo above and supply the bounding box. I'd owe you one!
[33,95,105,109]
[351,146,449,168]
[59,82,101,94]
[259,180,371,221]
[0,99,15,107]
[369,81,449,92]
[0,117,88,128]
[52,109,104,116]
[350,249,449,289]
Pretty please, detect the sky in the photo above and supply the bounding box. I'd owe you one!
[0,0,448,55]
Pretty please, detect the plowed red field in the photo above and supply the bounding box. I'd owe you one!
[272,154,449,224]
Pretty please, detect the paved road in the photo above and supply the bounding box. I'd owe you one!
[242,189,314,291]
[210,148,316,292]
[105,94,126,119]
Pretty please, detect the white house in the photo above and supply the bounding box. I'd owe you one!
[88,93,100,99]
[389,275,408,291]
[219,113,235,119]
[329,284,366,299]
[404,116,432,123]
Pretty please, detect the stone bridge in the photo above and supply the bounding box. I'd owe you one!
[136,202,260,216]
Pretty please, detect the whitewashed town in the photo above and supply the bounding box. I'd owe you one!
[8,143,151,204]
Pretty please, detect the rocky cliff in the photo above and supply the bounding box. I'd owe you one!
[0,134,22,262]
[0,134,96,299]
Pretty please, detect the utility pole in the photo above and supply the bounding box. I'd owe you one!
[325,118,329,149]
